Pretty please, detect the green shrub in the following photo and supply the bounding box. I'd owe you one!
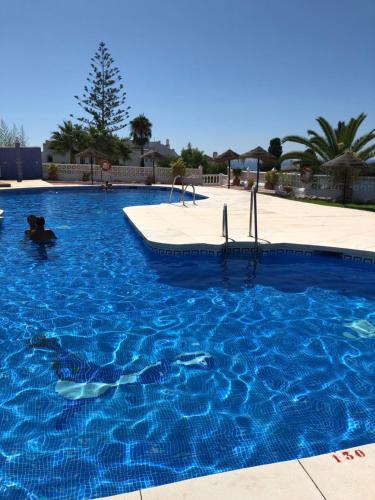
[170,158,186,179]
[48,163,58,181]
[264,170,279,189]
[232,168,242,186]
[246,177,255,190]
[203,162,227,175]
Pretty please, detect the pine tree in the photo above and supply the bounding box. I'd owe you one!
[268,137,283,170]
[73,42,130,132]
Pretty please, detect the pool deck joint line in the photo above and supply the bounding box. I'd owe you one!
[298,460,327,500]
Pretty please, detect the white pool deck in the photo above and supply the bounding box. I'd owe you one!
[1,180,374,499]
[123,185,375,255]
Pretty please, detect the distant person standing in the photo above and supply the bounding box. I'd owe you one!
[29,216,57,243]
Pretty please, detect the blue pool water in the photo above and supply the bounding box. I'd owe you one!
[0,187,374,499]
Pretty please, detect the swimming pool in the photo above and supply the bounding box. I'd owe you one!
[0,187,374,499]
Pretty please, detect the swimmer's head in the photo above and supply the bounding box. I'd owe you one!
[27,215,37,228]
[35,216,45,229]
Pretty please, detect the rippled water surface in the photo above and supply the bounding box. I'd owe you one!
[0,187,374,500]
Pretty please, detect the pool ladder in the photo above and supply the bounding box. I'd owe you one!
[249,186,258,244]
[222,203,229,253]
[249,186,263,259]
[169,176,197,206]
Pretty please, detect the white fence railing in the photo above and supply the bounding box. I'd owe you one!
[202,173,228,185]
[42,164,203,185]
[42,164,375,202]
[276,173,375,202]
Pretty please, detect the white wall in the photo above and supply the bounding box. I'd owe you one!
[42,164,202,184]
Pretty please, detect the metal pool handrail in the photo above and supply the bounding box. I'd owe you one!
[169,175,182,203]
[222,203,229,252]
[169,176,198,206]
[249,186,258,244]
[181,183,197,207]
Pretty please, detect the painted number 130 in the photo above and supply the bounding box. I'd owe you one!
[332,449,366,463]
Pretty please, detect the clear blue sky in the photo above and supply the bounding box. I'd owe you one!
[1,0,374,155]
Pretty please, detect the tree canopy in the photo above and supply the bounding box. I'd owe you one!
[49,121,131,164]
[49,121,87,163]
[282,113,375,169]
[0,118,28,146]
[73,42,130,132]
[268,137,282,170]
[86,127,132,164]
[130,114,152,166]
[181,143,208,169]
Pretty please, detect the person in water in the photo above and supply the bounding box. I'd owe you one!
[101,180,113,191]
[29,216,57,242]
[29,333,214,400]
[29,333,214,429]
[24,214,37,238]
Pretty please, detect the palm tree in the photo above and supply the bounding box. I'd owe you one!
[282,113,375,168]
[129,114,152,166]
[49,121,87,163]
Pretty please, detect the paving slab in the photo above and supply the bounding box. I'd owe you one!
[123,186,375,254]
[300,443,375,500]
[95,443,375,500]
[140,460,323,500]
[0,179,54,189]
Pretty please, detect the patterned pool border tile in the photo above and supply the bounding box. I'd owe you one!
[123,208,375,264]
[141,239,375,265]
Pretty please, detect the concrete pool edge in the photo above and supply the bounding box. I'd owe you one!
[96,442,375,500]
[0,182,189,194]
[2,180,374,262]
[122,183,375,262]
[123,207,375,264]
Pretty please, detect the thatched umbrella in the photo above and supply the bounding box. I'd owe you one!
[214,149,239,189]
[240,147,276,241]
[322,152,367,204]
[141,150,165,181]
[75,148,107,185]
[240,146,276,189]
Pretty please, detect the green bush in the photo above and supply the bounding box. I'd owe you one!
[48,163,58,181]
[203,162,227,175]
[232,168,242,186]
[158,155,176,169]
[170,158,186,179]
[264,170,279,189]
[246,177,255,190]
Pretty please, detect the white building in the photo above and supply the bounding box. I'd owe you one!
[42,139,177,165]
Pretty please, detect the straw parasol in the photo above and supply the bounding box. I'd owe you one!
[240,147,276,242]
[322,152,367,204]
[240,147,277,189]
[75,148,107,185]
[141,150,165,181]
[214,149,240,189]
